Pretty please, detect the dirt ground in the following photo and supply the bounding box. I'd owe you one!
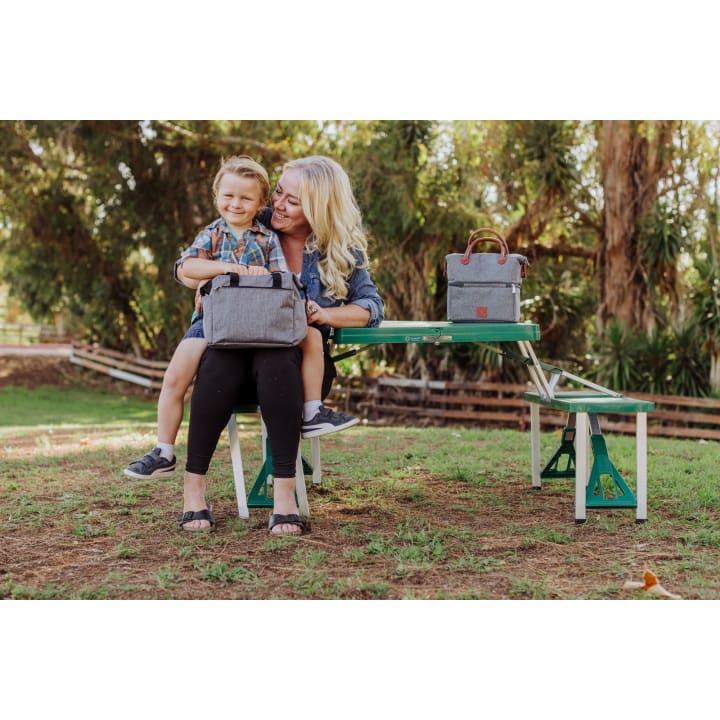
[1,354,73,387]
[0,353,707,600]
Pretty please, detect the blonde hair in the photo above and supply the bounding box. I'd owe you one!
[283,156,368,300]
[213,155,270,202]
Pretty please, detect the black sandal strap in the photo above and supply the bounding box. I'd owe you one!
[268,513,307,531]
[178,509,215,527]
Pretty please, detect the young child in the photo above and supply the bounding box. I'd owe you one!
[124,156,358,479]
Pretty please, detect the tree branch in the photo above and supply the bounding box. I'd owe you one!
[152,121,278,152]
[517,239,596,261]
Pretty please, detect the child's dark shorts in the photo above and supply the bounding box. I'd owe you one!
[182,317,205,340]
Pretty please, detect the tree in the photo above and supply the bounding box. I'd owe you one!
[3,119,720,394]
[597,120,678,334]
[0,120,320,356]
[686,122,720,392]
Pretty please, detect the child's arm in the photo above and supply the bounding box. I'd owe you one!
[177,257,269,287]
[176,257,236,286]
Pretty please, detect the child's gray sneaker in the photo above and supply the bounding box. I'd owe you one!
[124,447,176,479]
[301,406,360,438]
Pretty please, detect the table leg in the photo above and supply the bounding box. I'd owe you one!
[311,437,322,485]
[530,403,541,489]
[227,415,250,520]
[295,452,310,517]
[575,412,589,523]
[636,412,648,522]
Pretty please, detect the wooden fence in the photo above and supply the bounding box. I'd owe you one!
[69,344,167,390]
[64,344,720,442]
[0,321,71,344]
[327,376,720,441]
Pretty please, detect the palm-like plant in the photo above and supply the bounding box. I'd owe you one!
[636,329,674,395]
[588,320,643,391]
[666,325,709,397]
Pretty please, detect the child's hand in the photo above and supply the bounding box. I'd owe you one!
[237,265,270,276]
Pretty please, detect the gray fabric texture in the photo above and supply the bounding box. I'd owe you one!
[445,250,527,323]
[202,272,308,348]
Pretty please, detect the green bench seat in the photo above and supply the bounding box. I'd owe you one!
[523,391,655,523]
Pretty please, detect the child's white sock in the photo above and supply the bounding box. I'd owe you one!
[303,401,322,421]
[156,442,175,460]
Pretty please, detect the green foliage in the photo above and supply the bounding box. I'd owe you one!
[589,320,643,391]
[690,254,720,349]
[641,201,686,272]
[638,329,675,395]
[2,120,720,391]
[493,120,580,205]
[522,262,597,363]
[0,120,319,356]
[666,326,709,396]
[588,320,709,396]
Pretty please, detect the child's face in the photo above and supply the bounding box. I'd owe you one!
[215,173,266,234]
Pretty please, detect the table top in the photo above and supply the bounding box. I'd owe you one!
[333,320,541,345]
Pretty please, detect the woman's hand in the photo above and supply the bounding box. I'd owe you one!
[306,301,328,326]
[306,301,370,328]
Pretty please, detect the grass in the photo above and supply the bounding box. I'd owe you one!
[2,383,720,599]
[0,385,158,427]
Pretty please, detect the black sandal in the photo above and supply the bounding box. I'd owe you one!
[268,513,309,535]
[178,508,216,532]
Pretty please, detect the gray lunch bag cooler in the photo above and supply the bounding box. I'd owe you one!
[201,271,308,348]
[445,227,528,322]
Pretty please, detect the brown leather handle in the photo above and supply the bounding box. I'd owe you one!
[462,227,509,265]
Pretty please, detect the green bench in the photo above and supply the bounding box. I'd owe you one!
[523,391,655,523]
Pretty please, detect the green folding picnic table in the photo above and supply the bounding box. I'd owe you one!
[333,320,550,397]
[333,320,654,523]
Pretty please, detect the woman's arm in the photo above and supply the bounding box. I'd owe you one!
[309,302,370,329]
[341,264,385,327]
[302,249,385,329]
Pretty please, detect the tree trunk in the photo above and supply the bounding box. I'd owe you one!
[598,120,674,334]
[711,354,720,394]
[707,173,720,394]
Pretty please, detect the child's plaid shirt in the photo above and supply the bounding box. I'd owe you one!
[174,216,288,279]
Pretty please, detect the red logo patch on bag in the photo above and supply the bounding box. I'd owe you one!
[476,306,488,319]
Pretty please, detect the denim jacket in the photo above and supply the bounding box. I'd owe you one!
[299,246,384,328]
[254,206,383,328]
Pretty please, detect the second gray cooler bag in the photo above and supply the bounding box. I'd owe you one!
[445,228,528,322]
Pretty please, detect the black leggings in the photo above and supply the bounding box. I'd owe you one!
[185,346,304,477]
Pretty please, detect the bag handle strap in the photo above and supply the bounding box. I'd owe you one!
[289,273,310,316]
[200,270,274,293]
[290,272,307,295]
[200,270,309,303]
[462,227,509,265]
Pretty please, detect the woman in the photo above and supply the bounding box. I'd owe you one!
[176,156,384,534]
